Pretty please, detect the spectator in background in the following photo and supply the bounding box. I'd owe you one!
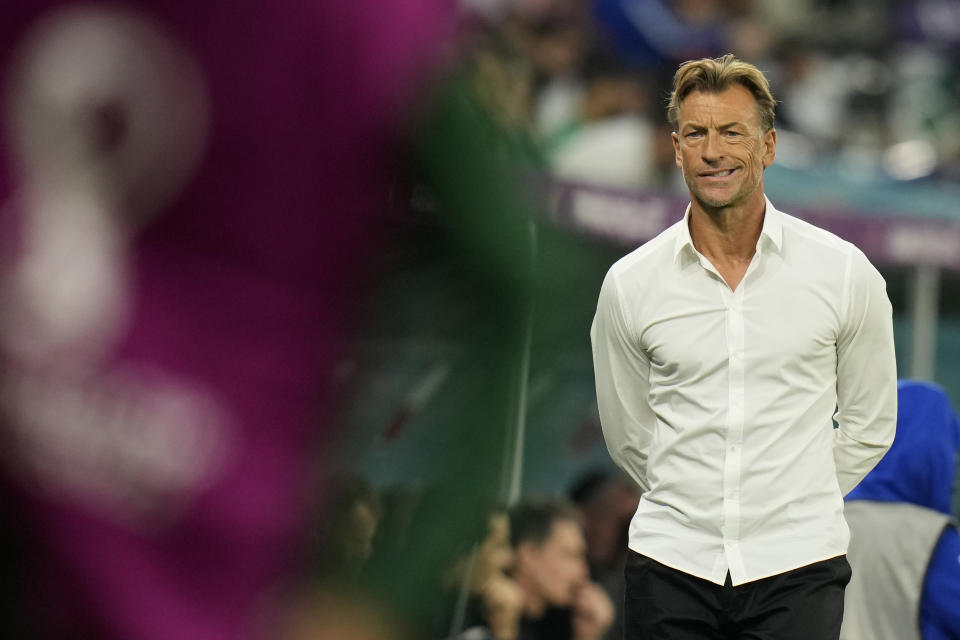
[463,34,544,168]
[269,476,392,640]
[505,498,614,640]
[569,469,641,640]
[841,380,960,640]
[592,0,728,71]
[310,474,383,581]
[452,499,616,640]
[450,510,525,640]
[543,51,657,189]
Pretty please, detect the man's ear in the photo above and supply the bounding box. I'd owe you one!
[762,128,776,168]
[672,131,682,169]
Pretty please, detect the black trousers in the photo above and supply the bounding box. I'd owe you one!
[624,551,851,640]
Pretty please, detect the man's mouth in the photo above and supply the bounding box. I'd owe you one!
[699,168,738,178]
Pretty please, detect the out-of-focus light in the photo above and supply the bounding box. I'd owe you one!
[773,129,817,169]
[849,56,892,95]
[918,0,960,42]
[882,139,938,181]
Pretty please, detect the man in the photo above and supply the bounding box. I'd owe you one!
[506,499,614,640]
[590,54,897,639]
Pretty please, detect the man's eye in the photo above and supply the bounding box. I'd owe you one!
[724,131,742,137]
[686,132,703,139]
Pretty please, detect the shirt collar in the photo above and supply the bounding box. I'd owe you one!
[760,195,783,253]
[673,195,783,261]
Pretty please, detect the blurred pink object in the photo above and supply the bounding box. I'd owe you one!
[0,1,453,638]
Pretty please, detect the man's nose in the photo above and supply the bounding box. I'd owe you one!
[702,131,723,162]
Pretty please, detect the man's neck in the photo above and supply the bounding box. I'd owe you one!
[687,189,767,291]
[688,191,766,265]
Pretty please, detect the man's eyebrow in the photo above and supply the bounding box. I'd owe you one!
[680,121,746,132]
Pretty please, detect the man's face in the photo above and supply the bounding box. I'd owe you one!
[672,84,776,211]
[518,519,589,608]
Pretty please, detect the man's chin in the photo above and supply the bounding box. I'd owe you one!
[684,181,732,208]
[694,193,735,210]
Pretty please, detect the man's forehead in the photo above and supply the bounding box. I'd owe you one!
[677,85,760,126]
[546,519,585,548]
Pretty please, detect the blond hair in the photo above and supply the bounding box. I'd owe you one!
[667,54,776,132]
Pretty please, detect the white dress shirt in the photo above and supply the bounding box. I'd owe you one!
[590,197,897,586]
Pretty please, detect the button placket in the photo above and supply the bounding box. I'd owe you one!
[723,281,746,578]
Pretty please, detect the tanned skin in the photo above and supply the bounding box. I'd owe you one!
[672,84,777,291]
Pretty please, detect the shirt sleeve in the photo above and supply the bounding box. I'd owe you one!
[590,269,656,492]
[920,524,960,640]
[833,249,898,496]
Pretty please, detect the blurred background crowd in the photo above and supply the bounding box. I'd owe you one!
[0,0,958,639]
[460,0,960,189]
